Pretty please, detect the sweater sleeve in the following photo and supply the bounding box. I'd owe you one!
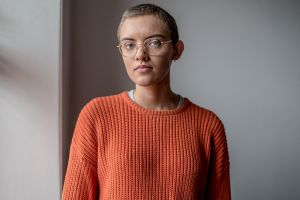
[204,115,231,200]
[62,100,99,200]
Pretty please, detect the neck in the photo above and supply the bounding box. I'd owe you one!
[134,84,179,110]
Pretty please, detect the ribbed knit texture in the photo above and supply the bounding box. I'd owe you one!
[62,92,231,200]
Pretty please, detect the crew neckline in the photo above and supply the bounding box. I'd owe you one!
[128,89,185,109]
[121,91,191,116]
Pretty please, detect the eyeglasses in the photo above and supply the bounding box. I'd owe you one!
[117,38,172,57]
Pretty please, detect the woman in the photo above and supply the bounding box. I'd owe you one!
[62,3,231,200]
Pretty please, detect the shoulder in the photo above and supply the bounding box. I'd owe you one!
[77,92,127,123]
[74,92,126,134]
[81,92,125,113]
[189,101,223,120]
[187,100,225,131]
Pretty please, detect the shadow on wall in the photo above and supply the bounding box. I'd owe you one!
[0,54,13,76]
[0,51,30,79]
[0,5,56,115]
[0,48,51,115]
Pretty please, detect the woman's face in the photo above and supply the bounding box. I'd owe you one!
[118,15,176,87]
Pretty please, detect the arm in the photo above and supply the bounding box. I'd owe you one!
[205,116,231,200]
[62,100,99,200]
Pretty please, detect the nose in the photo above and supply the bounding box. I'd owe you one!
[135,46,149,61]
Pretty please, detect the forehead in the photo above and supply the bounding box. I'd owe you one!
[119,15,169,40]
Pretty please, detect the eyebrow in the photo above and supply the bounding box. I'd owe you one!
[120,34,167,42]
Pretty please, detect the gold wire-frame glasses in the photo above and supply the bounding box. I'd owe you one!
[117,38,172,57]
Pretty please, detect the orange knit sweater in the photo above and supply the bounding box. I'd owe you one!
[62,92,231,200]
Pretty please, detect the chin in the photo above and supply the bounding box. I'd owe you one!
[133,81,154,87]
[129,76,153,86]
[131,74,170,88]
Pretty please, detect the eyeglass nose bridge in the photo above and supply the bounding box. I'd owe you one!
[133,43,149,56]
[135,42,148,50]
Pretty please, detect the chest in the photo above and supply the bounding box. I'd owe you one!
[100,115,211,184]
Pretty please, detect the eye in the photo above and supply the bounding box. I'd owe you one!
[123,41,136,50]
[147,39,162,48]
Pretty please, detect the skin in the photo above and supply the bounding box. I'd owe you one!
[119,15,184,110]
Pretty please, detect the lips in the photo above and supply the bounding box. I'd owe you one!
[134,65,153,72]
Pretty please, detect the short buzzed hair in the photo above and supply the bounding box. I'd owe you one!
[117,4,179,45]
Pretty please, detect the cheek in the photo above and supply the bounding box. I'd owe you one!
[122,57,131,70]
[156,53,173,69]
[122,58,134,77]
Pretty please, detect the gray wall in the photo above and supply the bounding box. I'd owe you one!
[0,0,61,199]
[67,0,300,199]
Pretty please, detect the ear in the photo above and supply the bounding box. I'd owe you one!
[172,40,184,61]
